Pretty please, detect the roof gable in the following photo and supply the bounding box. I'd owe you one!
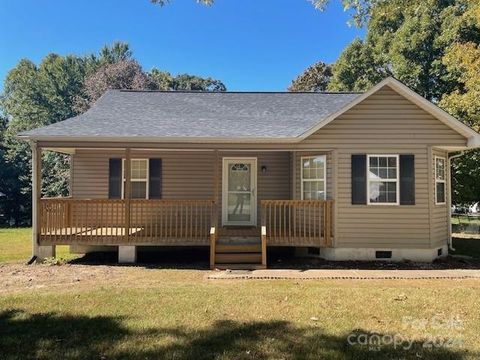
[299,77,480,147]
[302,85,468,148]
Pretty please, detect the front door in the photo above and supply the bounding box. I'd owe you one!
[222,158,257,226]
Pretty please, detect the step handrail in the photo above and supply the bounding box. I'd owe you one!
[261,225,267,267]
[209,226,217,269]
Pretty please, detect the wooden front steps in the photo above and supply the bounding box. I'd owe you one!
[215,243,261,253]
[212,237,266,270]
[215,263,266,270]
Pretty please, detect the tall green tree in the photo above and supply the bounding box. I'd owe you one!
[0,115,19,224]
[97,42,133,66]
[288,62,332,92]
[326,0,476,97]
[328,38,385,91]
[1,54,89,223]
[148,69,174,90]
[148,68,226,91]
[322,0,480,204]
[0,41,226,224]
[439,1,480,205]
[168,73,226,91]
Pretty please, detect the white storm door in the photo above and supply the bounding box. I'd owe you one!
[222,158,257,226]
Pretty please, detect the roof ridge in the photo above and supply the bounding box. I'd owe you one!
[113,89,363,95]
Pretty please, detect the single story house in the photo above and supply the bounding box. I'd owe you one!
[19,77,480,269]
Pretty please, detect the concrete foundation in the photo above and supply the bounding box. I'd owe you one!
[35,245,56,262]
[118,246,137,263]
[320,245,448,263]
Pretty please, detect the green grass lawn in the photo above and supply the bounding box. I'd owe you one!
[451,216,480,227]
[1,227,479,359]
[451,216,480,237]
[1,270,479,359]
[0,227,76,263]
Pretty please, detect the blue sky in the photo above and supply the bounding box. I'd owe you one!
[0,0,364,91]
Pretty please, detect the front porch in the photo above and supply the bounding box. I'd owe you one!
[38,197,334,268]
[31,144,334,268]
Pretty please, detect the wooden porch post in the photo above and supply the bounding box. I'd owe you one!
[292,151,296,199]
[31,142,55,260]
[124,148,131,242]
[213,149,219,228]
[261,204,267,268]
[31,141,40,257]
[210,150,219,269]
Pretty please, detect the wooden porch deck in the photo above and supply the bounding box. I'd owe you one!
[39,226,329,247]
[39,198,333,246]
[40,226,208,246]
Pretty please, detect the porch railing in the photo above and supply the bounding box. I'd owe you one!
[39,197,333,247]
[129,199,216,244]
[40,198,126,244]
[261,200,333,247]
[39,197,216,245]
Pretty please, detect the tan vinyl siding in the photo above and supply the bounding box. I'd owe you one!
[73,150,215,200]
[302,86,467,148]
[331,149,431,248]
[299,85,466,249]
[73,150,292,227]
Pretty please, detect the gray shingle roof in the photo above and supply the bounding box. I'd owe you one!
[19,90,362,140]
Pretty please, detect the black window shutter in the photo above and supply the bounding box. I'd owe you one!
[351,154,367,205]
[149,158,162,199]
[108,158,122,199]
[400,155,415,205]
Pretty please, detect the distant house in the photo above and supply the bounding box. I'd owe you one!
[19,77,480,268]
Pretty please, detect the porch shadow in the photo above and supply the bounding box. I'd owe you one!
[68,247,211,269]
[65,236,480,270]
[0,309,128,360]
[0,309,473,360]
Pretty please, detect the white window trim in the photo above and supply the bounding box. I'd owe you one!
[435,156,447,205]
[121,158,149,199]
[300,155,327,200]
[366,154,400,206]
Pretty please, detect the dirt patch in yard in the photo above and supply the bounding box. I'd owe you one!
[0,262,208,295]
[0,263,127,294]
[2,258,480,295]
